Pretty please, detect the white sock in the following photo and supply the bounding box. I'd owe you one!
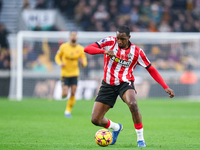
[65,110,70,114]
[108,120,120,131]
[135,128,144,141]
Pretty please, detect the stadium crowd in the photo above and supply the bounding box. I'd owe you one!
[54,0,200,32]
[20,0,200,32]
[20,0,200,72]
[0,23,10,70]
[1,0,200,72]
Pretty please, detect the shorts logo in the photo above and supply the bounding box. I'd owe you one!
[128,81,132,87]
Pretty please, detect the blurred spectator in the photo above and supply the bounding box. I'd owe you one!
[172,0,187,10]
[149,3,163,24]
[35,0,47,9]
[95,21,105,31]
[132,0,141,9]
[49,25,58,31]
[116,16,127,27]
[130,7,139,24]
[131,25,140,32]
[33,24,42,31]
[0,50,10,70]
[161,7,171,22]
[65,0,79,18]
[88,0,98,13]
[187,0,194,11]
[178,13,186,24]
[193,0,200,17]
[148,21,158,32]
[182,22,194,32]
[173,21,182,32]
[140,0,151,15]
[2,59,10,70]
[193,20,200,32]
[56,0,68,13]
[119,0,132,14]
[170,43,184,61]
[108,5,119,22]
[23,43,37,69]
[33,24,58,31]
[80,6,94,31]
[74,0,86,24]
[0,23,9,52]
[108,23,117,31]
[163,0,173,9]
[0,52,3,67]
[158,20,172,32]
[0,0,2,14]
[22,0,31,10]
[180,64,198,84]
[93,4,109,21]
[32,58,47,72]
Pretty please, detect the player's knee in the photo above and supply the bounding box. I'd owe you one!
[71,92,75,96]
[91,117,100,126]
[62,92,68,98]
[128,100,139,113]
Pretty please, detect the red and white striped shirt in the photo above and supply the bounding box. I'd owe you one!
[86,36,151,85]
[94,36,151,85]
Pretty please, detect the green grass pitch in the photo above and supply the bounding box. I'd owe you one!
[0,97,200,150]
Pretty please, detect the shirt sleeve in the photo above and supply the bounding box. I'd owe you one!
[137,48,151,68]
[146,65,169,89]
[80,47,87,67]
[96,36,115,48]
[96,36,115,50]
[55,45,63,66]
[84,43,106,54]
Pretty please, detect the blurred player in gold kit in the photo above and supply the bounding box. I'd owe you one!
[55,31,87,118]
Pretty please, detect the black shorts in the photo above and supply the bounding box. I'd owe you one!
[61,76,78,86]
[95,80,135,108]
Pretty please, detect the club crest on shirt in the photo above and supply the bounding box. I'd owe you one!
[127,53,132,59]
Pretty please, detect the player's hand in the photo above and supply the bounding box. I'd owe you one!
[60,63,66,68]
[165,88,174,98]
[104,50,115,58]
[79,58,83,64]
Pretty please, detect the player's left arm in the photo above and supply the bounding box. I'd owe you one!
[138,48,174,98]
[146,65,174,98]
[80,48,87,67]
[55,46,63,66]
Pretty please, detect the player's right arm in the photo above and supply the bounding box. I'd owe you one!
[84,43,106,54]
[84,36,115,55]
[84,43,115,58]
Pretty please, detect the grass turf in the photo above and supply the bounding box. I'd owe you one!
[0,98,200,150]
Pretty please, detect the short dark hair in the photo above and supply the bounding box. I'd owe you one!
[117,26,130,36]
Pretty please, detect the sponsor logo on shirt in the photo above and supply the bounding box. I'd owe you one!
[111,56,131,67]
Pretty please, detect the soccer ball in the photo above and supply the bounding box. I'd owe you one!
[94,129,113,147]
